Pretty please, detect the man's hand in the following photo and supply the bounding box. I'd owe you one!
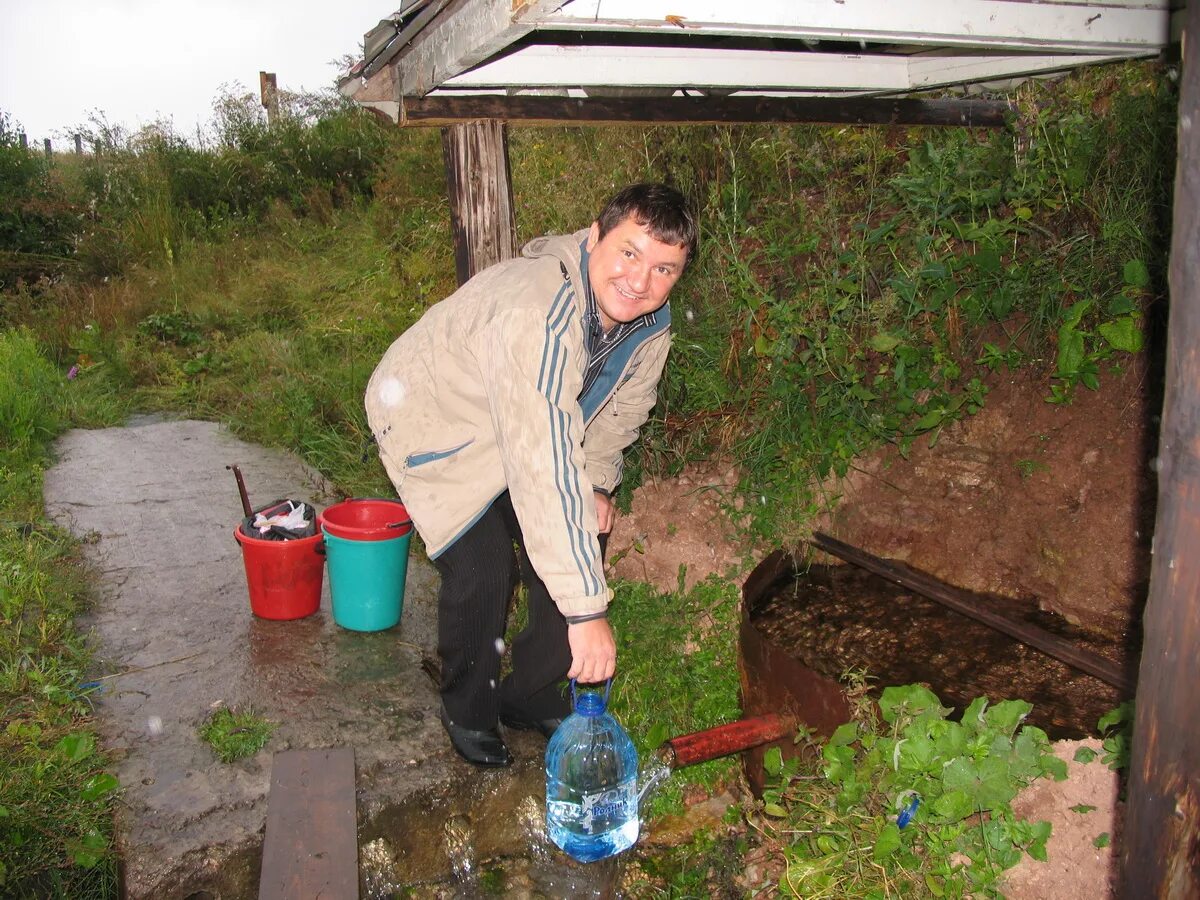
[567,617,616,684]
[594,490,615,534]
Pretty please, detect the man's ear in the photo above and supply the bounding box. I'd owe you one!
[586,221,600,252]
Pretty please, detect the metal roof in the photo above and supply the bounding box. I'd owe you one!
[342,0,1179,123]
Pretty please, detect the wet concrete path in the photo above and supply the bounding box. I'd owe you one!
[44,418,553,898]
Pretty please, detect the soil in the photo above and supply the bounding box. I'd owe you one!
[606,352,1154,898]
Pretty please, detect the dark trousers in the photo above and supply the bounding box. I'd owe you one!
[432,491,608,730]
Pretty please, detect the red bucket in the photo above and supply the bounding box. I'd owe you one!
[234,527,324,620]
[318,499,412,542]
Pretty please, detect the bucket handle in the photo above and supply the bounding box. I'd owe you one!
[570,677,612,710]
[341,497,412,531]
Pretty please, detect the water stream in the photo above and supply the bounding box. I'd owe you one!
[360,759,679,898]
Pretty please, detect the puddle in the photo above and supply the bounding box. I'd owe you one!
[359,759,679,898]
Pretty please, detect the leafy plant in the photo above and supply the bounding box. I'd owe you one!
[137,310,203,346]
[1097,701,1134,772]
[759,682,1066,898]
[199,707,276,763]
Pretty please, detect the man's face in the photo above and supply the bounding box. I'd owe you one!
[586,215,688,331]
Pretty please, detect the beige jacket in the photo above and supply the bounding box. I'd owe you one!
[365,230,671,617]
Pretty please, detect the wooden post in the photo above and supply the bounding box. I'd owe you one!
[43,138,51,157]
[440,120,517,286]
[74,134,82,154]
[18,133,27,149]
[260,71,279,125]
[1118,3,1200,897]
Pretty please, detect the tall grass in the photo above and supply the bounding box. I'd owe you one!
[0,331,121,896]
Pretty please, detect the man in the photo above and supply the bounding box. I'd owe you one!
[365,183,696,767]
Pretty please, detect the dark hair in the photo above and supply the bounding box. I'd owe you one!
[595,183,698,269]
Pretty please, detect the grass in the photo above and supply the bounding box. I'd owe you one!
[198,707,277,764]
[0,331,122,897]
[607,575,744,816]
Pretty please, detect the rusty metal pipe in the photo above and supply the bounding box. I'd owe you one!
[656,713,798,769]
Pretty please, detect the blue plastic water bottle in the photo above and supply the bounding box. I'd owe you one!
[545,680,640,862]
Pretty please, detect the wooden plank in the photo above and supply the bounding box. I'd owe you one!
[907,52,1135,91]
[441,120,517,285]
[259,748,358,900]
[401,94,1012,128]
[1118,1,1200,895]
[442,46,1141,95]
[529,0,1170,53]
[810,532,1134,693]
[362,0,453,79]
[395,0,538,97]
[443,46,911,92]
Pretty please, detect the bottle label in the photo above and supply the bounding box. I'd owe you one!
[577,782,635,832]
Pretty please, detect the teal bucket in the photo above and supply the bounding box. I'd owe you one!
[319,499,412,632]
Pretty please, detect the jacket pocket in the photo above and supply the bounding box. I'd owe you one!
[405,438,474,469]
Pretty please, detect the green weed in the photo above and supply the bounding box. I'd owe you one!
[1097,701,1134,772]
[0,333,118,897]
[1014,459,1048,480]
[198,707,276,763]
[0,329,66,448]
[627,826,751,896]
[758,681,1066,898]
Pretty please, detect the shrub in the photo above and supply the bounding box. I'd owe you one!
[0,111,82,289]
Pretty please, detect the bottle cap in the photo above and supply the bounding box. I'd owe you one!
[576,691,606,717]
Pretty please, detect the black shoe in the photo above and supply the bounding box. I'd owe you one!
[500,705,566,740]
[440,706,512,767]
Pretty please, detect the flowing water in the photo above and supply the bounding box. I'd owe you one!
[359,759,680,898]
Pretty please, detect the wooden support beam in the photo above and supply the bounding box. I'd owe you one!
[441,119,517,286]
[405,94,1011,128]
[258,748,358,900]
[1119,2,1200,896]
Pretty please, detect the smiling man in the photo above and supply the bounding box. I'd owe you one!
[365,183,697,767]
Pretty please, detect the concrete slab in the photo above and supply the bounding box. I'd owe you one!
[44,419,551,898]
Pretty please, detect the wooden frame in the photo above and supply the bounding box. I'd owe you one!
[352,0,1169,100]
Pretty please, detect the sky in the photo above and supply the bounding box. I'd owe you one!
[1,0,396,146]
